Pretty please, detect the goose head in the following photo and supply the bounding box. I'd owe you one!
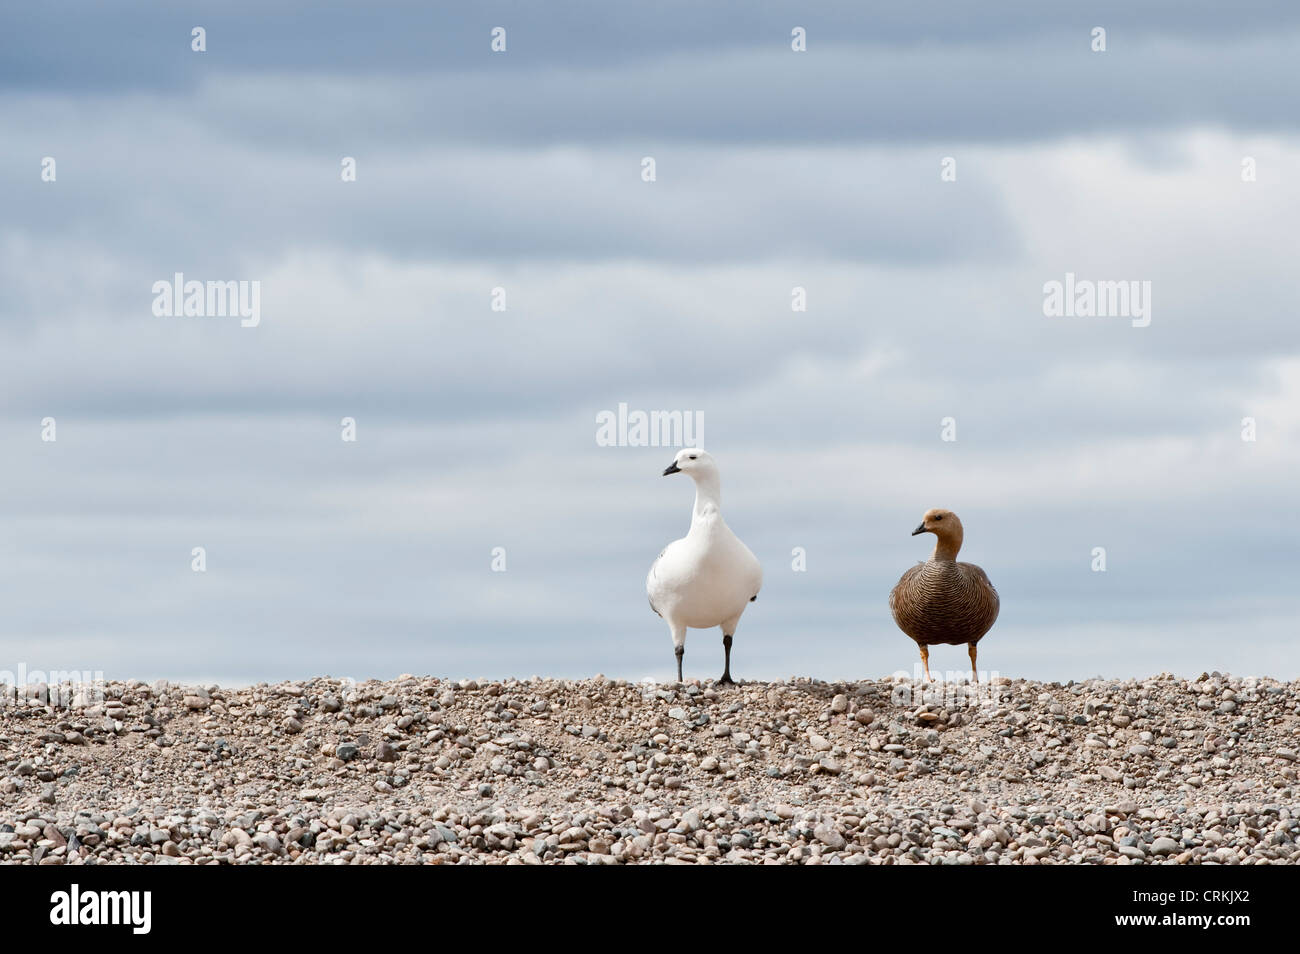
[912,508,964,559]
[662,447,716,479]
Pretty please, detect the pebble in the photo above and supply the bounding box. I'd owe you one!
[0,672,1294,866]
[814,825,846,850]
[1151,837,1180,856]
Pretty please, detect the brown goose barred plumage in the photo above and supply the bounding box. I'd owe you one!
[889,509,999,682]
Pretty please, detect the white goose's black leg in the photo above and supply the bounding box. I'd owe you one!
[675,645,684,683]
[718,634,736,685]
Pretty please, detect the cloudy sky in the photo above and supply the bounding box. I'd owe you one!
[2,3,1298,686]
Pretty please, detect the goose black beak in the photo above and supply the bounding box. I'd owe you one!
[662,462,681,476]
[911,523,927,535]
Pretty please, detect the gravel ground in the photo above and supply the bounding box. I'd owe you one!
[1,672,1297,864]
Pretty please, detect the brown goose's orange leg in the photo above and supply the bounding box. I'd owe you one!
[968,643,978,683]
[919,645,933,681]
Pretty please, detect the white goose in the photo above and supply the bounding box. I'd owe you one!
[646,448,762,684]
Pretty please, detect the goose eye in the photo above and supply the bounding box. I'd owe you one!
[688,455,697,460]
[933,515,943,521]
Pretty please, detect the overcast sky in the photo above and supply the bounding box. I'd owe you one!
[2,3,1297,686]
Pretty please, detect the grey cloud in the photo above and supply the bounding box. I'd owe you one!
[5,2,1299,92]
[2,9,1298,685]
[0,113,1018,270]
[98,36,1300,147]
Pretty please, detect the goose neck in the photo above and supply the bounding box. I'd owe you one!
[930,534,962,562]
[690,474,722,522]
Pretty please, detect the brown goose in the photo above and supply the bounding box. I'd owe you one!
[889,509,999,682]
